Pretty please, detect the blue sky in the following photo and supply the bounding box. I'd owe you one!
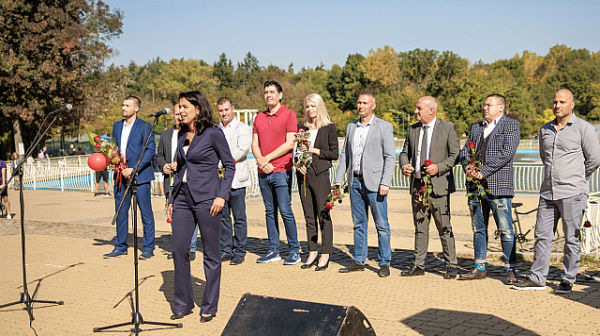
[102,0,600,69]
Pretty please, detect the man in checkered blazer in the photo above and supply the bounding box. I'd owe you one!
[457,93,520,284]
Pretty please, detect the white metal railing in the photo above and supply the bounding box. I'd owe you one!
[8,159,600,195]
[582,196,600,255]
[7,156,600,254]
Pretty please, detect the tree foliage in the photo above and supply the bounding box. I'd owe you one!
[0,0,122,154]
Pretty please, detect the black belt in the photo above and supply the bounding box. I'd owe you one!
[353,171,363,179]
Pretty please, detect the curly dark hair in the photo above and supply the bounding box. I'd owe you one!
[178,90,216,137]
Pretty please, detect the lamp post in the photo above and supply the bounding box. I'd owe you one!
[389,109,410,139]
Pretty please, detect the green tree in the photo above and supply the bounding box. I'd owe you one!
[236,52,260,89]
[0,0,123,153]
[214,53,235,89]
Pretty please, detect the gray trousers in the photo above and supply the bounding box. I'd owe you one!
[529,194,587,285]
[411,184,458,267]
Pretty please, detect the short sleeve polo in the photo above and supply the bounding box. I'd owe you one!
[253,105,298,174]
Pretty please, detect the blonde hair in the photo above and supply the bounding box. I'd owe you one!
[303,93,332,129]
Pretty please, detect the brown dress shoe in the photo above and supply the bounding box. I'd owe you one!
[458,268,486,280]
[401,265,425,277]
[505,270,517,285]
[338,261,365,273]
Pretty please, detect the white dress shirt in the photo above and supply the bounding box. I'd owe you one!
[170,129,178,162]
[308,129,318,147]
[415,117,436,175]
[352,117,373,173]
[182,146,189,182]
[483,114,503,138]
[120,118,136,159]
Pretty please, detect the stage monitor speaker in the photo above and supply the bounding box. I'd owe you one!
[221,293,376,336]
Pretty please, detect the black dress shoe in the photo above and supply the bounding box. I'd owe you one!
[230,254,245,265]
[221,253,232,262]
[315,259,329,271]
[200,313,216,323]
[378,265,390,277]
[458,268,486,280]
[188,252,196,261]
[505,270,517,285]
[401,265,425,277]
[170,310,192,320]
[338,261,365,273]
[444,266,457,279]
[301,258,319,269]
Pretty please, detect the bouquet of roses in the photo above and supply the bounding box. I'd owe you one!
[88,131,128,187]
[465,141,489,203]
[294,129,313,196]
[325,184,347,210]
[415,159,436,207]
[218,159,237,180]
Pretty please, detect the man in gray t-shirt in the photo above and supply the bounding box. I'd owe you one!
[513,89,600,294]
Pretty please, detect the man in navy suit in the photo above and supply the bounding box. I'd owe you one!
[458,93,519,283]
[104,96,156,259]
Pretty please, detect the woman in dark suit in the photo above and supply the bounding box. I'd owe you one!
[296,93,338,271]
[166,90,235,322]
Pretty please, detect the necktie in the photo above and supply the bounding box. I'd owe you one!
[418,126,429,179]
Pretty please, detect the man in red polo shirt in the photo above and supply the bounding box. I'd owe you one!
[252,80,300,265]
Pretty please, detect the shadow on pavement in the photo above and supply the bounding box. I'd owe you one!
[401,308,540,336]
[553,270,600,309]
[159,270,206,314]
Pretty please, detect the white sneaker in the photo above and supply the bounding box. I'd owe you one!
[6,214,11,219]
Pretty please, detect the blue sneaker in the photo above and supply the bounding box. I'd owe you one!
[139,251,154,260]
[283,252,301,265]
[257,251,281,263]
[104,249,127,259]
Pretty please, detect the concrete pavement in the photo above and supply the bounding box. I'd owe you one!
[0,189,599,335]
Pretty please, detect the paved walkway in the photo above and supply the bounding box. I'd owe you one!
[0,189,599,335]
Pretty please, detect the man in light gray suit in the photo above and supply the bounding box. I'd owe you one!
[334,91,396,277]
[217,97,252,265]
[399,96,459,279]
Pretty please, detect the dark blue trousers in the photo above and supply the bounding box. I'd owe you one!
[113,181,155,252]
[220,187,248,257]
[172,184,222,315]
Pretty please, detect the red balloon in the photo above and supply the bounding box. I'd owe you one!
[88,152,108,171]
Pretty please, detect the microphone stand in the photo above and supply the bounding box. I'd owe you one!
[93,115,182,334]
[0,112,65,324]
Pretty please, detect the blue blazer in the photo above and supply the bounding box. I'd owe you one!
[459,116,520,197]
[170,127,235,204]
[112,118,156,184]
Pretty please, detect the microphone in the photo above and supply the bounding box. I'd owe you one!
[48,104,73,115]
[149,108,171,117]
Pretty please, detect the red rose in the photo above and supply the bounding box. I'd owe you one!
[584,220,592,228]
[424,159,433,166]
[467,141,476,148]
[167,218,172,224]
[325,202,333,210]
[95,142,101,149]
[299,129,306,133]
[94,136,100,142]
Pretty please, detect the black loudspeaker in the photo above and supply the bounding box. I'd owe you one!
[221,293,376,336]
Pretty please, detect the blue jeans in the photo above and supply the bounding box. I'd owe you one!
[220,187,248,256]
[189,225,199,252]
[469,191,517,267]
[258,171,299,253]
[350,177,391,266]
